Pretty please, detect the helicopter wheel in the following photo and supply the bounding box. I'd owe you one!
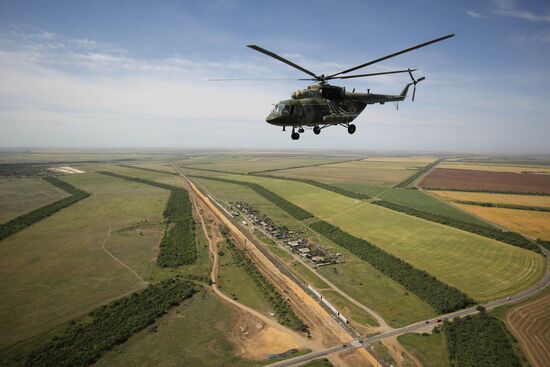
[298,127,305,133]
[347,124,356,134]
[313,126,321,135]
[291,132,300,140]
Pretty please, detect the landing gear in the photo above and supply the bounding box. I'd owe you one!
[298,127,305,133]
[313,125,321,135]
[291,126,300,140]
[347,124,356,134]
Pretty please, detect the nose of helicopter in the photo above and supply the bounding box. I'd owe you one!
[266,113,279,125]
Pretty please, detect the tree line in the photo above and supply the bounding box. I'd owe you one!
[25,278,197,367]
[394,159,444,188]
[309,220,473,313]
[372,200,541,253]
[0,177,90,240]
[190,175,313,220]
[97,171,197,267]
[422,187,550,197]
[444,311,522,367]
[455,200,550,213]
[224,238,309,333]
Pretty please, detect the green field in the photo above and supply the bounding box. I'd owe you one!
[218,174,546,301]
[398,333,451,367]
[0,178,69,223]
[0,170,169,350]
[193,177,436,327]
[217,240,272,314]
[95,290,256,367]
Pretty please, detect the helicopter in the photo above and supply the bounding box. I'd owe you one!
[212,33,454,140]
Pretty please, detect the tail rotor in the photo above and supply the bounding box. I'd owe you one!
[408,69,425,102]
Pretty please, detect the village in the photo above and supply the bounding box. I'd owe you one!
[230,201,344,267]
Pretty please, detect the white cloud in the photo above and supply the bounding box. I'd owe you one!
[492,0,550,23]
[465,10,483,18]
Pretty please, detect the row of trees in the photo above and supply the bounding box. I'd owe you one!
[394,159,443,188]
[26,278,197,367]
[0,177,90,240]
[178,165,237,175]
[444,312,522,367]
[537,239,550,251]
[249,157,363,174]
[224,238,309,333]
[157,189,197,267]
[254,174,371,200]
[97,171,197,267]
[423,187,550,196]
[372,200,541,253]
[117,164,178,176]
[309,220,473,313]
[191,175,313,220]
[456,200,550,213]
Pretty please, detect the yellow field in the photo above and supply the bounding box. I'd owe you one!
[505,289,550,367]
[438,163,550,174]
[431,191,550,208]
[455,204,550,240]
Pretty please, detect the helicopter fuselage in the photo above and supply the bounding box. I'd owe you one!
[265,83,410,128]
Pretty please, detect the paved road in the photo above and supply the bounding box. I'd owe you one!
[268,245,550,367]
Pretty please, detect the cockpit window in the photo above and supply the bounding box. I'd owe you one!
[281,105,290,116]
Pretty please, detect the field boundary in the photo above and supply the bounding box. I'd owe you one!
[117,164,178,176]
[249,157,366,174]
[394,158,444,188]
[422,187,550,196]
[454,200,550,212]
[0,176,91,240]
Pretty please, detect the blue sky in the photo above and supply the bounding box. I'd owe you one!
[1,0,549,153]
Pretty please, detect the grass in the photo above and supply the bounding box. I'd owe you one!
[192,176,436,327]
[398,333,451,367]
[455,204,550,241]
[223,174,546,302]
[333,182,389,197]
[217,240,272,314]
[94,290,257,367]
[0,177,69,223]
[300,358,333,367]
[319,289,378,327]
[379,188,491,226]
[0,169,169,350]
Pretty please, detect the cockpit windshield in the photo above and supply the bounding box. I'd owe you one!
[273,104,290,116]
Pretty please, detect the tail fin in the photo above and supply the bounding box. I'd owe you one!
[399,83,412,99]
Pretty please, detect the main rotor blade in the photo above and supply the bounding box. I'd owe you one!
[331,69,417,80]
[209,78,301,81]
[247,45,319,79]
[326,33,455,79]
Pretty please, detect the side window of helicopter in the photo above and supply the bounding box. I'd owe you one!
[292,105,303,117]
[275,104,284,114]
[281,105,290,116]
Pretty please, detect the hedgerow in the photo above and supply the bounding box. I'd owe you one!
[117,164,178,176]
[309,220,473,313]
[394,159,443,188]
[0,177,90,240]
[25,278,197,367]
[372,200,540,253]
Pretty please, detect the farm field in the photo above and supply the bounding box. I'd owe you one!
[193,176,436,327]
[504,289,550,367]
[0,170,169,350]
[221,174,546,301]
[378,188,490,226]
[438,162,550,174]
[0,177,69,223]
[177,154,356,173]
[398,333,450,367]
[419,168,550,194]
[455,204,550,241]
[431,190,550,208]
[94,290,258,367]
[268,159,426,187]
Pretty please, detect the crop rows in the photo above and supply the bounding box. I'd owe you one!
[26,278,197,367]
[0,177,90,240]
[191,175,313,220]
[372,200,540,253]
[224,237,308,332]
[444,311,521,367]
[98,171,196,267]
[309,220,473,313]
